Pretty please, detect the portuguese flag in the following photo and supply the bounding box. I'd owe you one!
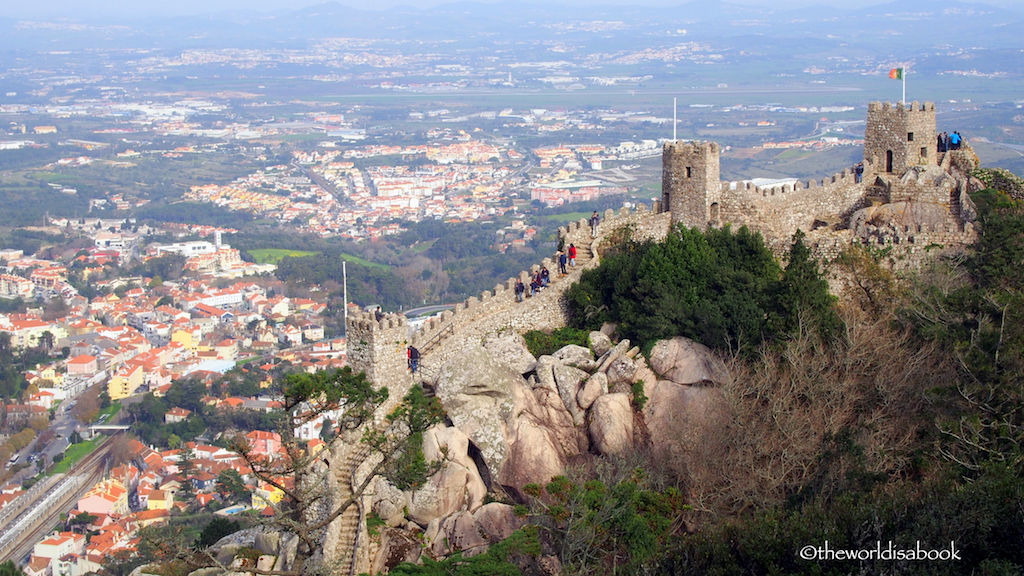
[889,68,904,80]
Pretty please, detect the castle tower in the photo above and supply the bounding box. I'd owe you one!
[864,101,937,175]
[345,311,411,392]
[662,141,721,228]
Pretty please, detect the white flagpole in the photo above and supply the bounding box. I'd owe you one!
[673,97,677,141]
[902,69,906,105]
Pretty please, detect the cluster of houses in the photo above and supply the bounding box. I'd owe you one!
[16,431,321,576]
[3,272,344,418]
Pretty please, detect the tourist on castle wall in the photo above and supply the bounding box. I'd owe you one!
[590,211,600,237]
[515,279,525,302]
[541,266,550,287]
[407,346,420,373]
[374,306,383,322]
[558,251,568,275]
[568,243,577,267]
[937,133,947,153]
[951,131,962,150]
[855,163,863,184]
[944,132,952,152]
[531,273,542,296]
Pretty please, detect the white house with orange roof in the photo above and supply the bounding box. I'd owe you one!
[165,407,192,424]
[32,531,86,566]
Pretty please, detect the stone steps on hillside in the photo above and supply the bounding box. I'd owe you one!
[333,441,374,575]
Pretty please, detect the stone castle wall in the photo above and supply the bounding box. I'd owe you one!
[663,141,720,228]
[346,311,413,417]
[713,164,873,247]
[408,201,671,374]
[864,101,937,175]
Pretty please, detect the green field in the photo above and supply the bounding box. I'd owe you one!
[248,248,319,264]
[50,437,105,475]
[544,212,591,223]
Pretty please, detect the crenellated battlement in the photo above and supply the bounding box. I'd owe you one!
[346,310,410,394]
[398,200,670,372]
[868,100,935,113]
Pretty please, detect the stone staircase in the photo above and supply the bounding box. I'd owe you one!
[332,439,375,576]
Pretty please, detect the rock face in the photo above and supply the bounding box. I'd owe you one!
[576,372,608,410]
[589,331,614,357]
[588,393,633,455]
[482,330,538,375]
[435,343,583,491]
[501,377,582,488]
[391,332,733,570]
[551,345,596,370]
[435,345,520,474]
[424,503,525,557]
[648,337,728,385]
[370,528,421,575]
[406,425,487,527]
[644,380,728,463]
[372,477,408,528]
[551,362,589,425]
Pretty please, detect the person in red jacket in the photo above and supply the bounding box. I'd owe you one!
[568,243,577,267]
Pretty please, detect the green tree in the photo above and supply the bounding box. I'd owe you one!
[0,560,26,576]
[222,367,444,575]
[196,518,241,549]
[566,224,808,353]
[215,469,249,502]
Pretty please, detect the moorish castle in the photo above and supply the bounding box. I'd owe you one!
[317,100,984,574]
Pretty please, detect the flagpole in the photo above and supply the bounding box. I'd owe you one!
[673,97,677,141]
[902,69,906,105]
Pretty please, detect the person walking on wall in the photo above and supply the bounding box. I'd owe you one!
[515,279,525,302]
[558,251,568,275]
[590,211,600,238]
[568,243,577,267]
[854,162,863,184]
[407,346,420,373]
[937,133,946,153]
[374,306,383,322]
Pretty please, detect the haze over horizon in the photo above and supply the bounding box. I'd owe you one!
[3,0,1024,19]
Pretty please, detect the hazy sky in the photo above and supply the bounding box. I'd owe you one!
[2,0,1023,19]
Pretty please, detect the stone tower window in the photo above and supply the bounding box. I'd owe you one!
[686,167,692,178]
[907,132,914,141]
[920,147,927,158]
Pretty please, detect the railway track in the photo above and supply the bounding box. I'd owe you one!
[0,436,114,563]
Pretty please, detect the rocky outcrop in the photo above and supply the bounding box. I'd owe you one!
[482,330,538,375]
[434,343,585,491]
[551,362,589,425]
[644,379,728,462]
[370,528,422,575]
[434,345,520,474]
[576,372,608,410]
[406,425,487,527]
[588,393,633,455]
[588,331,614,357]
[424,503,525,558]
[648,337,729,386]
[376,332,730,572]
